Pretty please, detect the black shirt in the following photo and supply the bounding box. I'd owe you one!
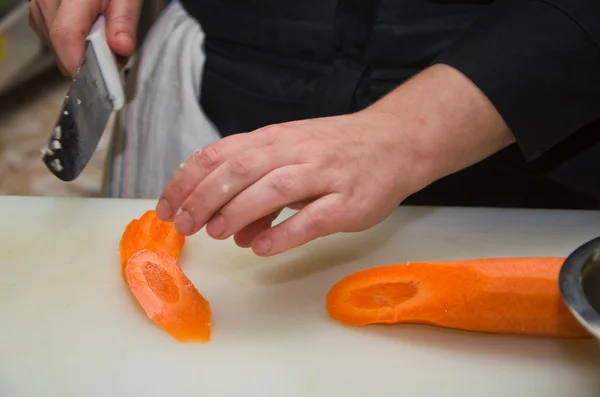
[179,0,600,209]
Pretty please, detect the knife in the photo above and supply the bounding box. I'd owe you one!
[41,15,124,182]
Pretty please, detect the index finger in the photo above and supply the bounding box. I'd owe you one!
[50,0,103,76]
[156,131,276,222]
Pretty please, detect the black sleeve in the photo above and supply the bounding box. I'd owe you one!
[432,0,600,162]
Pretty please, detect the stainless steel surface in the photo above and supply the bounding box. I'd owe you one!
[0,51,57,97]
[559,236,600,339]
[0,1,48,96]
[41,43,113,181]
[0,0,24,19]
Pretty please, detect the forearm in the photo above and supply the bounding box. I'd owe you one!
[364,0,600,197]
[364,63,515,192]
[432,0,600,161]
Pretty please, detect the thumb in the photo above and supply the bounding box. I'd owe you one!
[104,0,142,58]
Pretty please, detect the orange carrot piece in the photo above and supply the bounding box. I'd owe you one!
[136,209,186,259]
[119,210,185,277]
[119,219,143,274]
[124,249,212,342]
[326,257,591,339]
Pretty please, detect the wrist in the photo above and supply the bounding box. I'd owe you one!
[363,63,516,195]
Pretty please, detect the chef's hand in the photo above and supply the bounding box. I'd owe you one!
[155,64,515,257]
[29,0,142,76]
[155,110,428,256]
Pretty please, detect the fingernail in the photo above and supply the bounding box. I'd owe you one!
[207,214,225,238]
[156,199,172,219]
[116,31,133,41]
[254,236,272,255]
[174,210,195,235]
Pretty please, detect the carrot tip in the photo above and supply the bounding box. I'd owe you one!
[119,210,186,278]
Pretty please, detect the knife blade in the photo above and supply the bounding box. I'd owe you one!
[41,15,124,182]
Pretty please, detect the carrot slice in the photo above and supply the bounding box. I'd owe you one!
[326,257,591,338]
[119,219,143,274]
[136,209,185,259]
[119,210,185,277]
[124,249,212,342]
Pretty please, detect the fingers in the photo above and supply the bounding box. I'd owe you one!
[49,0,104,76]
[232,210,282,248]
[173,146,302,235]
[156,132,277,222]
[205,164,329,240]
[231,202,310,247]
[105,0,142,58]
[30,0,141,77]
[250,194,345,256]
[30,0,70,75]
[29,0,58,42]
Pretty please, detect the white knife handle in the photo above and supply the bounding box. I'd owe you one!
[86,15,125,111]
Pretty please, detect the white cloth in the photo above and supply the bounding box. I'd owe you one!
[102,0,221,198]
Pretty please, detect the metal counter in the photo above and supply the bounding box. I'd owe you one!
[0,0,56,96]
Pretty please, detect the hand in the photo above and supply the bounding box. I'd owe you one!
[29,0,142,76]
[156,64,514,257]
[155,110,430,257]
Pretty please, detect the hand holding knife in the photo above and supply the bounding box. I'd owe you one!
[41,15,124,182]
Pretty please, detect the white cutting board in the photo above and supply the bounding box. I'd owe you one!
[1,195,600,397]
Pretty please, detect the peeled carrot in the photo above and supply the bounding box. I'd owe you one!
[119,210,185,277]
[124,249,212,342]
[326,257,591,339]
[118,209,211,343]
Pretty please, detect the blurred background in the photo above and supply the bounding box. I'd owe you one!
[0,0,167,197]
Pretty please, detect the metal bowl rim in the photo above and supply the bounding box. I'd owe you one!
[559,236,600,339]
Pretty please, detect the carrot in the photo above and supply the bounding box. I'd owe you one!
[119,210,185,277]
[120,219,143,274]
[124,249,212,342]
[325,257,591,339]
